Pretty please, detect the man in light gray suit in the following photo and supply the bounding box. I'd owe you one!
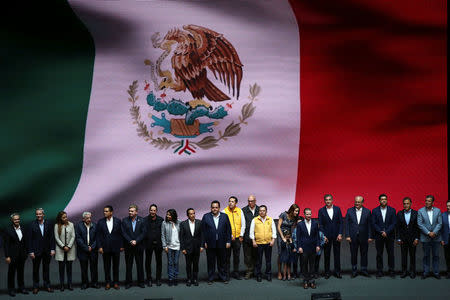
[417,195,442,279]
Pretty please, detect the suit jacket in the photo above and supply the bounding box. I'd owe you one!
[201,212,232,248]
[242,205,259,241]
[75,221,98,260]
[179,219,202,254]
[372,206,397,239]
[442,211,450,245]
[97,216,123,253]
[396,209,420,243]
[27,219,55,256]
[121,216,146,251]
[296,220,320,254]
[3,225,27,260]
[417,207,442,242]
[345,207,372,241]
[318,205,343,239]
[143,215,164,248]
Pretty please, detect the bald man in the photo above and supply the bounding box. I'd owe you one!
[242,195,259,279]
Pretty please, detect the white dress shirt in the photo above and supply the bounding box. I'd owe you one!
[189,219,196,236]
[213,213,220,229]
[427,208,433,225]
[356,208,362,224]
[106,217,113,233]
[305,220,312,235]
[249,216,277,240]
[85,223,91,245]
[250,207,256,216]
[15,226,23,241]
[326,206,334,220]
[380,206,387,222]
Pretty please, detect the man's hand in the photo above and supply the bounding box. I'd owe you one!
[441,241,445,246]
[29,253,35,259]
[316,246,320,253]
[120,248,124,252]
[282,237,287,243]
[50,250,55,257]
[269,240,274,247]
[324,236,329,244]
[368,239,373,243]
[397,240,402,245]
[63,246,69,252]
[381,231,387,238]
[231,236,235,241]
[429,232,436,238]
[298,248,303,254]
[346,237,351,243]
[226,243,231,249]
[88,246,92,252]
[164,247,169,253]
[413,239,419,246]
[252,241,258,248]
[337,234,343,242]
[239,236,243,242]
[5,257,11,264]
[293,248,297,252]
[204,243,208,249]
[200,247,204,253]
[182,250,187,255]
[98,248,104,254]
[131,240,137,246]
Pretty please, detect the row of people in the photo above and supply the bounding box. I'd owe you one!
[2,194,450,296]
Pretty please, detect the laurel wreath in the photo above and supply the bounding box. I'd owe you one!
[127,81,261,151]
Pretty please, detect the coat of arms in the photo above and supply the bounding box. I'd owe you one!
[126,25,260,155]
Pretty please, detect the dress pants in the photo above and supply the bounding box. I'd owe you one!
[226,239,241,277]
[375,237,395,273]
[255,244,272,277]
[103,252,120,285]
[444,241,450,275]
[80,252,98,285]
[58,253,73,285]
[145,244,162,281]
[400,240,416,274]
[350,237,368,271]
[124,247,144,284]
[423,241,440,275]
[7,256,26,291]
[243,240,257,274]
[314,253,321,274]
[32,253,51,288]
[323,239,341,274]
[302,252,316,284]
[185,251,200,281]
[206,247,227,281]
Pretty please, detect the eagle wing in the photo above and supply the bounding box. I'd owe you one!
[183,24,243,99]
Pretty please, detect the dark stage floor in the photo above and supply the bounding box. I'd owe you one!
[1,242,449,299]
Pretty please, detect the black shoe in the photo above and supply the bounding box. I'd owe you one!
[19,289,29,295]
[125,284,131,289]
[193,280,199,286]
[8,290,16,297]
[139,283,146,288]
[376,272,383,279]
[81,284,88,290]
[351,272,358,278]
[147,280,152,287]
[223,279,229,284]
[361,271,370,277]
[267,274,272,282]
[433,274,441,279]
[156,280,161,286]
[60,284,64,292]
[389,272,396,278]
[257,276,262,282]
[334,272,342,279]
[410,272,416,279]
[400,272,408,278]
[168,280,173,287]
[186,280,191,287]
[446,273,450,279]
[68,284,73,291]
[421,273,428,279]
[324,273,330,279]
[207,280,213,285]
[92,283,100,289]
[174,280,178,286]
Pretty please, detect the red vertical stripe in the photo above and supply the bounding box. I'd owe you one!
[290,0,447,214]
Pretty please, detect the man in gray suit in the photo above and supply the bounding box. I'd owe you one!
[417,195,442,279]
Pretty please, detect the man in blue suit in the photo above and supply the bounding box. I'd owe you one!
[345,196,373,278]
[318,194,343,279]
[372,194,397,278]
[441,200,450,279]
[121,204,147,289]
[75,211,99,289]
[27,208,55,294]
[97,205,124,290]
[201,200,232,284]
[297,208,320,289]
[417,195,442,279]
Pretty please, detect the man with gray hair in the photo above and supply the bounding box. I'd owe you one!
[75,211,99,289]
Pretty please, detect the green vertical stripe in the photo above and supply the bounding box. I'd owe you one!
[0,0,94,226]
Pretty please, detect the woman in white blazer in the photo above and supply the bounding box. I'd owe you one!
[54,211,77,291]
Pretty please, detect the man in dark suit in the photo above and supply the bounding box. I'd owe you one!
[27,208,55,294]
[242,195,259,279]
[4,213,28,296]
[201,200,232,284]
[75,211,99,289]
[121,204,146,289]
[345,196,373,277]
[297,208,320,289]
[97,205,124,290]
[318,194,343,279]
[396,197,420,278]
[143,204,164,286]
[372,194,397,278]
[180,208,203,286]
[440,200,450,279]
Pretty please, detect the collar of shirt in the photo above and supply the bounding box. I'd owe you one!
[380,206,387,211]
[258,216,267,222]
[189,219,196,224]
[355,207,362,212]
[326,206,333,210]
[84,223,91,228]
